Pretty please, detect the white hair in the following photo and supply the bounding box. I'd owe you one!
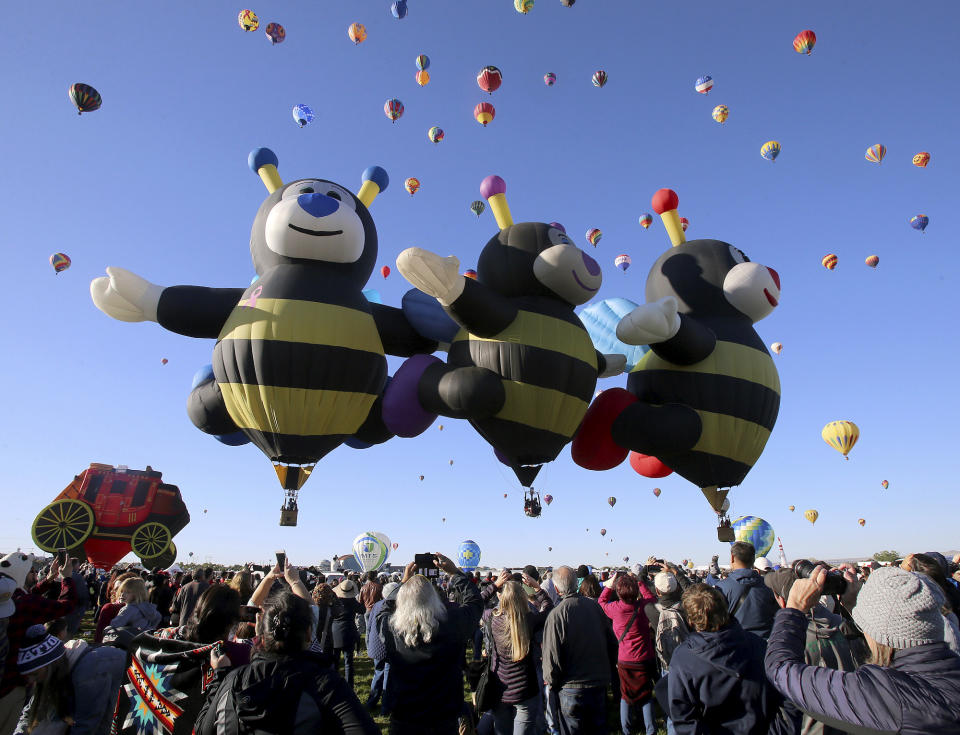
[389,575,448,647]
[553,566,576,596]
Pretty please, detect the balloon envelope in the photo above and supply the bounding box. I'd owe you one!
[352,532,389,572]
[404,177,420,195]
[50,252,71,273]
[730,515,774,557]
[822,420,859,458]
[457,540,481,569]
[292,104,314,127]
[264,23,285,44]
[544,73,557,86]
[761,141,781,161]
[712,105,728,124]
[912,152,930,168]
[695,75,713,94]
[804,509,819,525]
[477,66,503,93]
[865,144,886,164]
[607,496,616,507]
[69,83,101,114]
[910,215,928,232]
[592,70,608,88]
[793,29,816,54]
[238,10,259,31]
[348,23,366,44]
[415,54,430,71]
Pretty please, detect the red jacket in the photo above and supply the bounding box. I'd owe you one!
[1,577,77,696]
[599,584,656,663]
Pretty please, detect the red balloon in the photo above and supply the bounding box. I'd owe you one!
[651,188,679,214]
[571,388,637,470]
[628,452,673,478]
[381,265,391,278]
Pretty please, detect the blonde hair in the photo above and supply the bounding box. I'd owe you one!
[111,572,139,602]
[117,577,148,604]
[494,581,530,662]
[390,575,447,647]
[866,634,895,667]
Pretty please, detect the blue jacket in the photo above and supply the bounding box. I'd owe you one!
[667,618,789,735]
[711,568,779,639]
[366,599,387,662]
[765,607,960,735]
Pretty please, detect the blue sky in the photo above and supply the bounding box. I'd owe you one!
[2,1,957,569]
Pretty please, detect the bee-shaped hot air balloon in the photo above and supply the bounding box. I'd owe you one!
[90,148,437,525]
[572,188,781,540]
[390,175,624,512]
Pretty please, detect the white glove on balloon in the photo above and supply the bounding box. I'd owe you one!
[396,248,465,306]
[616,296,681,345]
[90,267,164,323]
[599,354,627,378]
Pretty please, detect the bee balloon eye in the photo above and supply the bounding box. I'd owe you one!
[327,191,342,201]
[300,187,315,194]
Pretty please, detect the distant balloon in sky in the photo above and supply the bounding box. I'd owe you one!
[912,152,930,168]
[788,505,795,512]
[391,1,408,19]
[822,420,859,459]
[712,104,728,124]
[804,509,819,525]
[600,528,606,536]
[69,83,101,115]
[761,141,781,161]
[544,494,553,505]
[514,0,534,12]
[428,126,444,143]
[679,217,689,232]
[592,70,608,88]
[793,29,817,54]
[404,177,420,195]
[292,104,314,128]
[858,518,866,527]
[865,255,879,268]
[50,252,71,274]
[415,54,430,71]
[910,214,928,232]
[638,213,653,229]
[392,542,398,550]
[470,200,485,217]
[770,342,783,355]
[865,144,886,164]
[822,254,838,270]
[652,487,661,497]
[586,228,602,246]
[607,496,616,507]
[238,10,259,31]
[348,23,366,44]
[477,66,502,93]
[415,70,430,87]
[544,72,557,86]
[384,98,404,122]
[881,480,889,489]
[695,75,713,94]
[381,266,391,279]
[474,102,496,126]
[614,254,631,272]
[264,23,285,44]
[561,0,574,6]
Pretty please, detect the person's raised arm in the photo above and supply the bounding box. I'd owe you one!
[249,564,283,608]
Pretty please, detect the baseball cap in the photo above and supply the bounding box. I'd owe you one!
[754,557,772,571]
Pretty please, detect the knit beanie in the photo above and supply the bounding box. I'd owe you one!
[851,567,946,649]
[17,624,65,674]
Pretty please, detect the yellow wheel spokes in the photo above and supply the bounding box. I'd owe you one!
[131,522,171,559]
[32,499,93,552]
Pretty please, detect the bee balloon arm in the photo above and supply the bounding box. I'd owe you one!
[649,315,717,366]
[445,276,518,338]
[368,303,440,357]
[157,286,247,339]
[598,352,627,378]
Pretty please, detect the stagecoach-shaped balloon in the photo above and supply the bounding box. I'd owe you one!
[31,463,190,570]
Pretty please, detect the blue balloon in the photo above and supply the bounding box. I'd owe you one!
[402,288,460,344]
[293,104,314,128]
[391,0,408,18]
[730,516,775,558]
[578,298,650,372]
[457,540,481,570]
[362,288,382,304]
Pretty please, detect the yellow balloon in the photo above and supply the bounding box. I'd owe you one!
[821,420,859,459]
[804,509,819,525]
[788,505,795,512]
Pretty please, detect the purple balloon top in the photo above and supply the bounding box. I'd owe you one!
[549,222,566,233]
[480,175,506,200]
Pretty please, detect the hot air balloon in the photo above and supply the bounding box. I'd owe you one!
[449,459,454,466]
[477,66,503,94]
[858,518,866,527]
[161,358,168,365]
[50,253,71,274]
[352,532,389,572]
[638,213,653,229]
[265,23,285,44]
[392,542,399,550]
[470,200,485,217]
[348,23,366,44]
[865,144,886,164]
[457,540,481,569]
[463,270,478,280]
[428,126,444,143]
[804,509,819,525]
[600,528,606,536]
[586,228,602,246]
[793,29,817,54]
[544,73,557,86]
[712,105,728,124]
[416,70,431,87]
[679,217,689,232]
[730,516,775,557]
[419,475,424,481]
[822,254,838,270]
[69,83,101,115]
[561,0,575,6]
[695,75,714,94]
[415,55,430,71]
[623,556,629,563]
[404,177,420,196]
[761,141,781,161]
[238,10,259,31]
[788,505,795,512]
[292,104,314,128]
[822,420,859,459]
[381,266,391,279]
[627,452,672,478]
[912,152,930,168]
[442,517,446,522]
[592,70,608,88]
[910,215,928,232]
[384,98,404,123]
[391,0,408,19]
[544,494,553,505]
[770,342,783,355]
[614,254,631,273]
[865,255,879,268]
[548,546,552,551]
[474,102,496,127]
[504,493,508,498]
[652,488,661,497]
[607,497,616,507]
[515,0,534,13]
[881,480,889,489]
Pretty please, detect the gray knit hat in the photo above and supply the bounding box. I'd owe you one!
[851,567,946,649]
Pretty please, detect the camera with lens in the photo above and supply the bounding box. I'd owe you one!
[793,559,847,596]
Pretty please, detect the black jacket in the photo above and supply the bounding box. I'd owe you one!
[331,597,364,649]
[195,650,378,734]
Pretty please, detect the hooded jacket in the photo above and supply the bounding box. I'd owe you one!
[108,601,162,634]
[667,618,787,735]
[765,607,960,735]
[712,568,780,639]
[194,650,379,735]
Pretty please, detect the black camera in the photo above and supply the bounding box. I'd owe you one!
[793,559,847,597]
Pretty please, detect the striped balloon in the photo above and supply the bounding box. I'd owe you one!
[695,75,713,94]
[730,516,775,557]
[415,70,430,86]
[384,98,404,122]
[639,213,653,229]
[544,72,557,86]
[865,255,879,268]
[50,252,71,274]
[586,228,602,246]
[415,54,430,71]
[910,214,928,232]
[821,254,838,270]
[592,70,608,88]
[760,140,781,161]
[865,144,886,164]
